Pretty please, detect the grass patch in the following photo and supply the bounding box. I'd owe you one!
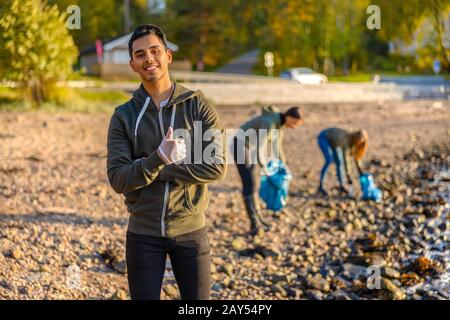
[0,86,20,102]
[75,89,130,104]
[328,74,374,82]
[0,86,131,113]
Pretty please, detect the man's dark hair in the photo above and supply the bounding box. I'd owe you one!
[128,24,169,58]
[284,106,302,119]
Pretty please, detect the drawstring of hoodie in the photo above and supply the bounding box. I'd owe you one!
[134,83,175,145]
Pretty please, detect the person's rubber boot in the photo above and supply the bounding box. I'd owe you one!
[317,185,328,196]
[252,194,271,231]
[339,186,351,198]
[243,195,264,236]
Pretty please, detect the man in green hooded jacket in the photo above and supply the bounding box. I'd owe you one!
[106,25,226,300]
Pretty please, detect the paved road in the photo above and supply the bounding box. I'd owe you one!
[65,74,450,105]
[379,76,450,100]
[216,49,259,75]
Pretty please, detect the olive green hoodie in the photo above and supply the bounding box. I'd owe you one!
[236,105,286,167]
[107,83,226,237]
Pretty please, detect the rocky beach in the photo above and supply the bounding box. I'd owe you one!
[0,99,449,299]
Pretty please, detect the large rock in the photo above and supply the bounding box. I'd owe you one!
[221,263,234,277]
[381,278,406,300]
[111,289,128,300]
[12,248,22,260]
[112,260,127,274]
[382,267,401,279]
[342,263,367,279]
[409,256,443,277]
[239,246,281,260]
[306,274,330,292]
[163,284,180,299]
[330,289,354,300]
[231,237,247,251]
[305,289,324,300]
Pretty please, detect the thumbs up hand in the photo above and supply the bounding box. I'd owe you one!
[157,127,187,164]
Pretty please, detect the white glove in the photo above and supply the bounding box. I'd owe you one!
[157,127,187,165]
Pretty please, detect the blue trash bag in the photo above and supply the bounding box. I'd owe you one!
[359,172,382,202]
[259,160,292,212]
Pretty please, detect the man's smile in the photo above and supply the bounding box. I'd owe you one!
[144,64,159,72]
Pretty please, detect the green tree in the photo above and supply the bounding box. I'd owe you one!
[157,0,238,69]
[418,0,450,70]
[48,0,157,49]
[48,0,124,49]
[376,0,450,72]
[0,0,78,104]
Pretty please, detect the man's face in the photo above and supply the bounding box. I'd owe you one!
[130,34,172,83]
[285,116,303,129]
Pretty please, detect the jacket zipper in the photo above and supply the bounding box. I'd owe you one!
[157,88,176,237]
[158,109,169,237]
[135,85,175,237]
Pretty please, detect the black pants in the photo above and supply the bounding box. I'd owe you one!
[126,227,211,300]
[233,136,259,196]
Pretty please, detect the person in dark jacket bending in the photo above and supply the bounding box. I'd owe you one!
[317,127,368,196]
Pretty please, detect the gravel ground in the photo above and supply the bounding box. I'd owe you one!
[0,99,449,300]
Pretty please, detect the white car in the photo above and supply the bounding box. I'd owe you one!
[280,67,328,84]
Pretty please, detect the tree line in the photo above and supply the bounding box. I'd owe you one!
[1,0,449,104]
[46,0,450,74]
